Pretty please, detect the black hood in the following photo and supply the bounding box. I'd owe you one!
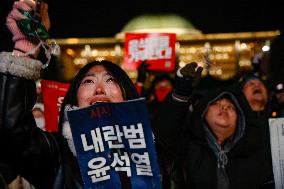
[188,88,246,146]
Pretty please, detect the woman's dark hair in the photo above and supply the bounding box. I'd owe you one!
[58,60,139,131]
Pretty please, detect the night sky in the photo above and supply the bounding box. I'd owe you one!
[45,0,283,37]
[1,0,283,38]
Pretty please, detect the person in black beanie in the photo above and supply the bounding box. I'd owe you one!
[152,62,274,189]
[235,73,275,189]
[237,73,270,112]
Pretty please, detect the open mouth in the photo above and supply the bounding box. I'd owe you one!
[90,101,108,105]
[90,96,110,105]
[252,88,262,95]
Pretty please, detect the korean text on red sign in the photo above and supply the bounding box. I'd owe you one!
[123,33,176,72]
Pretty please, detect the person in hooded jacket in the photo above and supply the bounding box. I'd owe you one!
[235,73,272,137]
[237,73,271,113]
[235,74,275,183]
[0,1,142,188]
[152,62,274,189]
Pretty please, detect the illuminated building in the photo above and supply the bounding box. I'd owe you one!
[48,14,280,83]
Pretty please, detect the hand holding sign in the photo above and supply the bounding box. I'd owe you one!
[67,98,161,189]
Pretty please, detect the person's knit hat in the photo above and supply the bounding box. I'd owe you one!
[238,73,264,90]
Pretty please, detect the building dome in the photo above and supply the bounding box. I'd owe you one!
[116,13,202,38]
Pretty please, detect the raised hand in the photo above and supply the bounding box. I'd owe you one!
[6,0,50,55]
[137,60,150,83]
[173,62,203,100]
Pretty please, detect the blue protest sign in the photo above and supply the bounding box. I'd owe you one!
[67,98,161,189]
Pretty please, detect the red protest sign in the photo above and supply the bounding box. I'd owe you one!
[41,80,70,132]
[123,33,176,72]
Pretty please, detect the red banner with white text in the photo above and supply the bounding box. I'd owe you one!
[41,80,70,132]
[123,33,176,72]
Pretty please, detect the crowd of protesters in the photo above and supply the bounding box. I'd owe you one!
[1,0,284,189]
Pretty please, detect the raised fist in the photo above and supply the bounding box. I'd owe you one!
[137,60,150,83]
[6,0,50,54]
[173,62,203,100]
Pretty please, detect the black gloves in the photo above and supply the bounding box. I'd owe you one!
[173,62,203,101]
[137,60,150,83]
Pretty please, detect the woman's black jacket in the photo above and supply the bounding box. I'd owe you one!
[0,52,82,189]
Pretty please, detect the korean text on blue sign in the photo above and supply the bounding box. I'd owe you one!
[67,98,161,189]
